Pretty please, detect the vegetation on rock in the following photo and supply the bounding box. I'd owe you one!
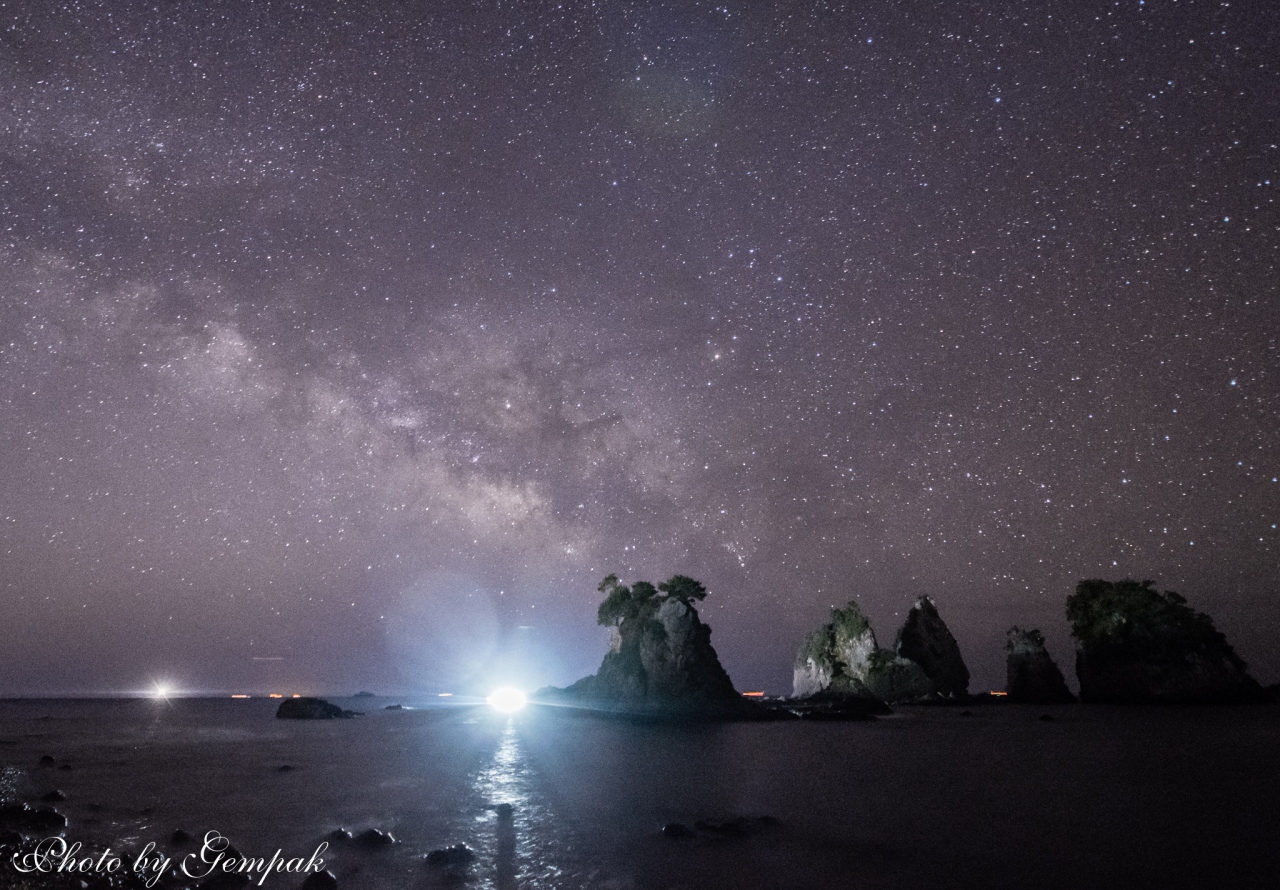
[1066,579,1259,703]
[596,573,708,627]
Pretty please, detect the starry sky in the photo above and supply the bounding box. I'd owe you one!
[2,0,1277,697]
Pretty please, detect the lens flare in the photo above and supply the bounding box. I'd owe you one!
[486,687,527,713]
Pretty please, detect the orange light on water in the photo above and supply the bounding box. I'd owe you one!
[231,694,250,699]
[742,691,765,697]
[292,694,302,698]
[269,693,283,699]
[991,691,1009,697]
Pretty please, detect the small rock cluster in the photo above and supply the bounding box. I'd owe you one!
[793,597,970,704]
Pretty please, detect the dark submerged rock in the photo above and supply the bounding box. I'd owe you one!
[352,691,376,698]
[326,829,352,844]
[275,697,358,720]
[301,871,339,890]
[170,829,193,845]
[1005,627,1077,703]
[425,843,476,866]
[662,822,694,838]
[0,802,67,833]
[353,828,395,847]
[40,790,65,802]
[1067,579,1261,704]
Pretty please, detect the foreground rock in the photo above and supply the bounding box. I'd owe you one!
[0,803,67,833]
[276,697,358,719]
[536,575,764,719]
[1005,628,1076,703]
[425,843,476,866]
[793,597,970,704]
[1067,579,1261,704]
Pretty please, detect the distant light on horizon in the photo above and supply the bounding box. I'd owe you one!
[486,687,527,713]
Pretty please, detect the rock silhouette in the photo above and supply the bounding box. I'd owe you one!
[1067,579,1260,703]
[1005,628,1076,703]
[896,596,970,698]
[275,697,357,719]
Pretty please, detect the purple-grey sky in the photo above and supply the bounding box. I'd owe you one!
[2,0,1277,696]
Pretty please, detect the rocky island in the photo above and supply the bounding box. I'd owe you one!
[1067,578,1261,703]
[535,574,763,719]
[276,697,360,719]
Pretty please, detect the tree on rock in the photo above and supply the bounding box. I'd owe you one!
[658,575,707,608]
[596,574,659,627]
[549,573,743,715]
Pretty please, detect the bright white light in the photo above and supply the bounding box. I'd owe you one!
[152,682,172,699]
[486,687,527,713]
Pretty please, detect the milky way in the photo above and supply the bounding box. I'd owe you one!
[2,1,1276,695]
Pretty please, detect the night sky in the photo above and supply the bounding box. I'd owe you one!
[2,0,1277,697]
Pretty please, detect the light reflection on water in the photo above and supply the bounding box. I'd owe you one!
[463,718,615,890]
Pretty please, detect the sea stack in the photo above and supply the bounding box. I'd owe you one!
[1005,628,1076,703]
[895,596,970,699]
[539,575,749,717]
[1067,579,1260,704]
[793,597,969,704]
[793,599,880,698]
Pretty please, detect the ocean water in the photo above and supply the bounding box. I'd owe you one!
[1,697,1277,889]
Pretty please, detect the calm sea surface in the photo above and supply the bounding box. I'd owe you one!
[1,697,1277,889]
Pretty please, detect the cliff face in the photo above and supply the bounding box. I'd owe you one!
[1005,628,1076,703]
[793,597,969,703]
[1067,579,1260,704]
[793,601,879,698]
